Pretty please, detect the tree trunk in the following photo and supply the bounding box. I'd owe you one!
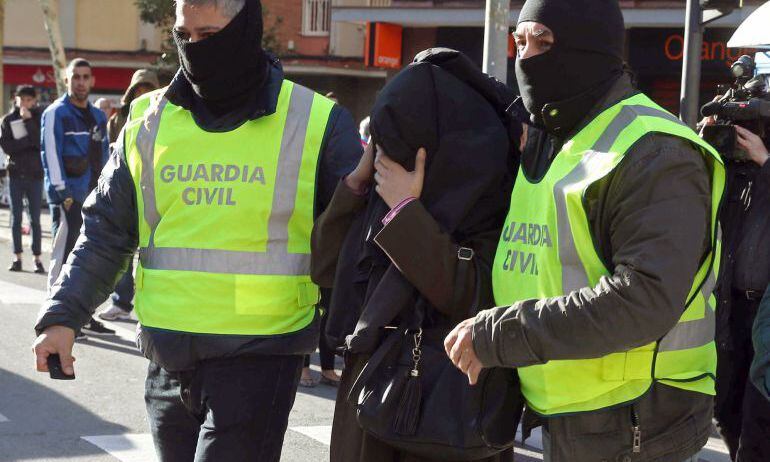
[38,0,67,97]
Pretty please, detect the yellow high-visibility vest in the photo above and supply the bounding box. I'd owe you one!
[123,80,335,336]
[492,93,725,416]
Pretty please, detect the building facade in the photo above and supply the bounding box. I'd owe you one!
[3,0,163,110]
[263,0,386,122]
[2,0,384,123]
[4,1,758,124]
[332,0,766,113]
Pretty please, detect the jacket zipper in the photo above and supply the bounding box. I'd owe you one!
[631,405,642,454]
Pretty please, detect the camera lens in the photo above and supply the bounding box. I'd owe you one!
[731,55,756,80]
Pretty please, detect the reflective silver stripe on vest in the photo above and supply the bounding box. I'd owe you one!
[658,271,717,352]
[552,152,597,293]
[139,246,312,276]
[554,103,715,352]
[136,97,168,247]
[554,105,685,293]
[591,105,683,153]
[136,84,317,276]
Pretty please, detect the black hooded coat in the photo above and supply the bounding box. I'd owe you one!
[325,51,517,354]
[318,49,520,462]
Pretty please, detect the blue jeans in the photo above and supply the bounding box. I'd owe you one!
[9,177,42,256]
[111,258,135,311]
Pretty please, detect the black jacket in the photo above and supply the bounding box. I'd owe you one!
[732,160,770,293]
[0,107,43,180]
[324,51,517,355]
[715,157,770,351]
[473,75,716,461]
[35,59,362,371]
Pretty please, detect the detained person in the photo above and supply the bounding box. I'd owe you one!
[312,51,519,462]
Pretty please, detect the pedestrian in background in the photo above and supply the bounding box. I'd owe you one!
[300,88,345,388]
[41,58,114,337]
[445,0,725,460]
[359,116,370,148]
[709,121,770,460]
[300,290,341,388]
[32,1,361,460]
[0,148,8,207]
[94,98,112,119]
[106,69,159,144]
[751,286,770,403]
[0,85,45,273]
[98,69,159,322]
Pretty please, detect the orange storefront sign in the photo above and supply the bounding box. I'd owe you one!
[366,23,403,69]
[662,33,754,68]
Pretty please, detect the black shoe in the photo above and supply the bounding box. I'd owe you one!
[8,261,21,272]
[34,261,46,274]
[83,319,116,335]
[75,331,88,341]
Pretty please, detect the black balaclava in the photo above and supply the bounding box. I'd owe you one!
[173,0,267,115]
[515,0,625,128]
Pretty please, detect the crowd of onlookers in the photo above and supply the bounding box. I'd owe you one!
[0,59,161,338]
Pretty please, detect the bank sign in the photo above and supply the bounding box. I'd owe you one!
[629,28,756,77]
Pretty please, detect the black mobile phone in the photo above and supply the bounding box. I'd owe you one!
[47,354,75,380]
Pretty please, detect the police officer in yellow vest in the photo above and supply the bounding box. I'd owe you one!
[445,1,725,461]
[32,1,361,460]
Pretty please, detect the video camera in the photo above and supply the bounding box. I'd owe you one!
[701,54,770,162]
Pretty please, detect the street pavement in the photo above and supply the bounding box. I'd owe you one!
[0,205,732,462]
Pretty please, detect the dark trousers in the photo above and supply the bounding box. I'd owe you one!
[8,177,42,256]
[304,307,335,370]
[62,201,82,260]
[736,381,770,461]
[145,355,303,462]
[48,202,83,290]
[715,295,770,461]
[111,258,134,311]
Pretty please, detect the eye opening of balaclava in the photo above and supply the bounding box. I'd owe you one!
[514,0,625,126]
[173,0,268,115]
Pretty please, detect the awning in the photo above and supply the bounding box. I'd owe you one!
[331,6,759,29]
[4,64,139,92]
[728,1,770,48]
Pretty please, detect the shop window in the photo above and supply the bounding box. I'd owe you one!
[302,0,331,36]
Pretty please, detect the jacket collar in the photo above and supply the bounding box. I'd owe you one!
[548,73,638,142]
[61,94,97,120]
[520,73,639,182]
[165,53,284,132]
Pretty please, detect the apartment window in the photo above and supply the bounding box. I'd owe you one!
[302,0,331,36]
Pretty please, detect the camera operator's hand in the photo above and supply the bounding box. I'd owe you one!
[698,95,723,134]
[735,125,770,167]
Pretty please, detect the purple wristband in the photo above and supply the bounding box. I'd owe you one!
[382,197,417,225]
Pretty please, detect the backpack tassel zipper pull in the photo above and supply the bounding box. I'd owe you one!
[393,329,423,436]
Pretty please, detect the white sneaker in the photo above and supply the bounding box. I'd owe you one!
[98,305,132,321]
